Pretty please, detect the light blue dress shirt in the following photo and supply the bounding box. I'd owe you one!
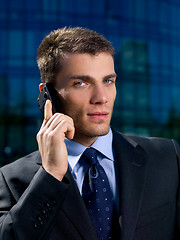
[65,128,119,211]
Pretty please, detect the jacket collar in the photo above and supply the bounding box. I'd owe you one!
[112,130,148,240]
[62,169,99,240]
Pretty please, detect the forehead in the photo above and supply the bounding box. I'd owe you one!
[62,52,115,74]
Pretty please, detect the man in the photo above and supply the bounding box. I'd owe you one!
[0,27,180,240]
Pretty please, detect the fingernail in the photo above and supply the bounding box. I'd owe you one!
[46,99,50,105]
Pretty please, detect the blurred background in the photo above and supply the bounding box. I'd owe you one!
[1,0,180,166]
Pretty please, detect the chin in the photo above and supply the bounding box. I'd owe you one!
[85,125,110,137]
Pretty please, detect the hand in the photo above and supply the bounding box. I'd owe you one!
[36,100,75,181]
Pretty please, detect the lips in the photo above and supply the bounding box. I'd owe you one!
[87,112,109,120]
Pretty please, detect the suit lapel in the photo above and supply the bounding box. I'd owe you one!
[60,169,99,240]
[113,130,148,240]
[36,152,98,240]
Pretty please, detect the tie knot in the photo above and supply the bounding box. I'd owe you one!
[82,148,98,165]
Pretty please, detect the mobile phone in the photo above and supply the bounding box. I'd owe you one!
[37,83,63,117]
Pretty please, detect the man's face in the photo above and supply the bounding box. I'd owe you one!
[55,52,116,145]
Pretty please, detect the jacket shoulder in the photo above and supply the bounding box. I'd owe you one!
[1,150,41,173]
[113,129,178,155]
[0,151,41,196]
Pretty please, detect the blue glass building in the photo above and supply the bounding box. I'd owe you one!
[1,0,180,165]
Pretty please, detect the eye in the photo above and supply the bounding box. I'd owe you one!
[104,79,115,85]
[73,81,87,87]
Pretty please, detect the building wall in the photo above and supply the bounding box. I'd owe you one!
[1,0,180,165]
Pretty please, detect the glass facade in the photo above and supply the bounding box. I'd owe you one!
[1,0,180,166]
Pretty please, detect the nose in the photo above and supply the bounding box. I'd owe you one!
[90,85,108,105]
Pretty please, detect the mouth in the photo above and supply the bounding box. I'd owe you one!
[87,112,109,120]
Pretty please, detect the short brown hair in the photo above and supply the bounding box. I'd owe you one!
[37,27,115,83]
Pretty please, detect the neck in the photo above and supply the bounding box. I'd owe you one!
[72,134,98,147]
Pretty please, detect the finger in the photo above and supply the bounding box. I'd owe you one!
[61,119,75,140]
[51,119,75,140]
[66,125,75,140]
[44,100,53,121]
[44,113,66,130]
[47,113,73,129]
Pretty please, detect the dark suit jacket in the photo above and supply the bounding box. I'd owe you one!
[0,130,180,240]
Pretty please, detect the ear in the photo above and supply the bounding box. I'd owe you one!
[39,83,45,92]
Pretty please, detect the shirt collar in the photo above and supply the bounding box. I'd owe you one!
[91,128,114,160]
[65,128,114,161]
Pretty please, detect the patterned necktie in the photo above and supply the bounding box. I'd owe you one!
[82,148,120,240]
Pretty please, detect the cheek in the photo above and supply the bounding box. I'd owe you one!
[111,89,116,105]
[108,89,116,107]
[62,96,86,117]
[113,87,117,99]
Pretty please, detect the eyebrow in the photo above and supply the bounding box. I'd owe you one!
[70,73,117,81]
[103,74,117,80]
